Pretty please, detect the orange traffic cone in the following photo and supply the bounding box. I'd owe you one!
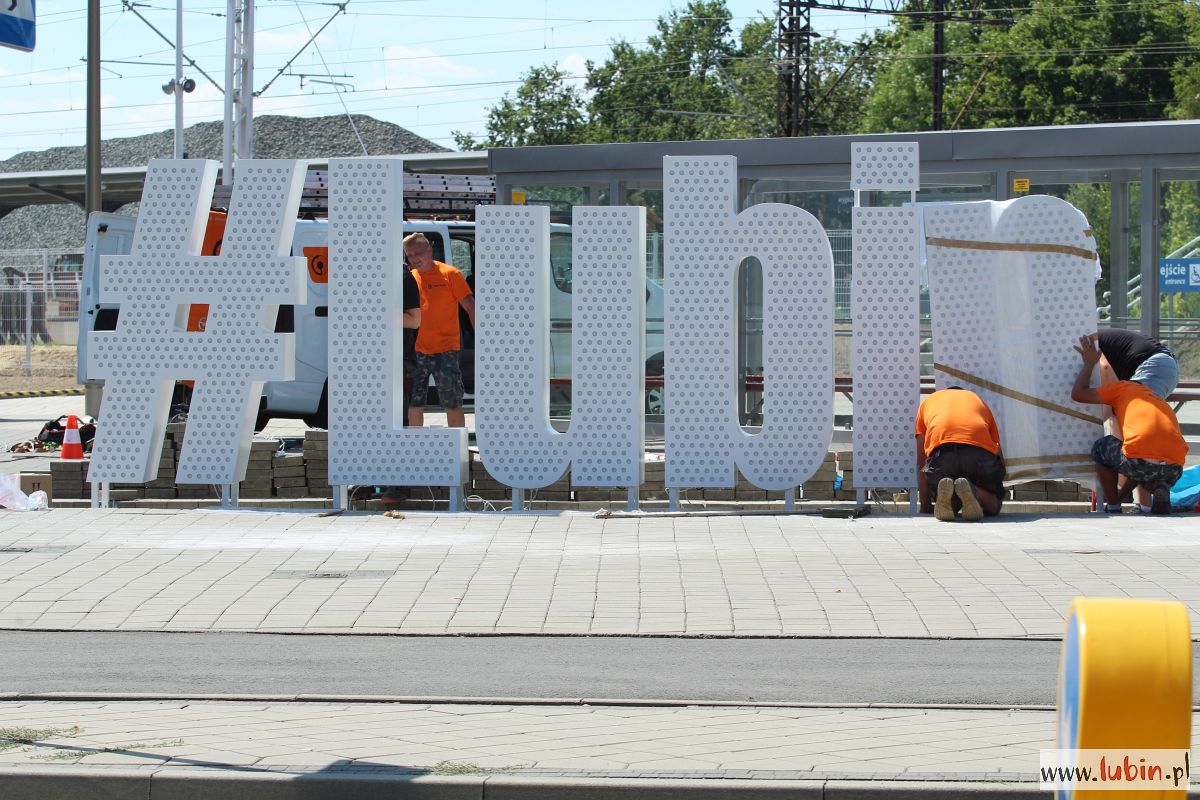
[60,414,85,460]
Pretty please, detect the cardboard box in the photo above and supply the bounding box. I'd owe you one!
[18,473,52,501]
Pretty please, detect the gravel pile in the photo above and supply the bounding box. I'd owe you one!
[0,114,447,250]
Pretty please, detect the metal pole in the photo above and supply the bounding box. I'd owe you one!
[235,0,255,160]
[932,0,946,131]
[1139,166,1159,338]
[223,0,235,183]
[245,0,254,158]
[174,0,184,158]
[85,0,101,216]
[23,282,32,377]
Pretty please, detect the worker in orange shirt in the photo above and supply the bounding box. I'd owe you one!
[1071,334,1186,514]
[916,388,1006,521]
[403,233,475,429]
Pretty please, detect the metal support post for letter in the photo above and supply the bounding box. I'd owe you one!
[90,481,111,509]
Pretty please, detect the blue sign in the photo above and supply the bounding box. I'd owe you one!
[1159,257,1200,293]
[0,0,35,53]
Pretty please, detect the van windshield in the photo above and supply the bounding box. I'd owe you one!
[551,232,573,292]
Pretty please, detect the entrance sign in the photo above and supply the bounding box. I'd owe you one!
[85,147,1101,507]
[664,156,833,490]
[1159,258,1200,292]
[0,0,35,52]
[326,159,468,497]
[475,204,646,490]
[88,159,306,486]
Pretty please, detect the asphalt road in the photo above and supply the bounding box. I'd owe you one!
[0,631,1094,705]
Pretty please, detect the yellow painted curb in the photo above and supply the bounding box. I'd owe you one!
[0,388,85,399]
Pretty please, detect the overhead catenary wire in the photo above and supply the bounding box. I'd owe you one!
[118,0,226,93]
[2,0,1198,156]
[290,0,367,156]
[4,1,1196,89]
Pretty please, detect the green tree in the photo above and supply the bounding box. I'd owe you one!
[862,24,978,132]
[586,1,748,142]
[453,65,587,149]
[461,1,799,147]
[967,0,1200,128]
[1171,11,1200,119]
[862,0,1200,132]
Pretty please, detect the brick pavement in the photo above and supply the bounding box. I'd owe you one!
[0,699,1092,780]
[0,508,1197,637]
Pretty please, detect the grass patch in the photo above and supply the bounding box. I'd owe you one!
[33,742,147,763]
[31,739,184,763]
[0,726,78,753]
[431,760,528,776]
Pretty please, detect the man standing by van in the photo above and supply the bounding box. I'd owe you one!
[404,233,475,428]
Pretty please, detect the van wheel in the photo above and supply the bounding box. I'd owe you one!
[644,387,664,416]
[645,353,665,415]
[304,384,329,430]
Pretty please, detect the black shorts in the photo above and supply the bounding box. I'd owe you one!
[923,443,1006,499]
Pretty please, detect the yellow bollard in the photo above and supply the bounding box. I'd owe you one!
[1056,597,1192,798]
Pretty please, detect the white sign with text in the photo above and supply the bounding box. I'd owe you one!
[86,146,1100,503]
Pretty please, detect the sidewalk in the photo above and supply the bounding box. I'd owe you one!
[0,508,1197,637]
[2,507,1198,798]
[6,697,1177,799]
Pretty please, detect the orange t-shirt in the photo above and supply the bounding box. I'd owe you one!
[915,389,1001,457]
[1096,381,1186,465]
[411,261,471,355]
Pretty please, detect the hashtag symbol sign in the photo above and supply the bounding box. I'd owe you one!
[87,159,307,485]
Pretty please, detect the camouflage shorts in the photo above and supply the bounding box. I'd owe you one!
[408,350,464,410]
[1091,435,1183,490]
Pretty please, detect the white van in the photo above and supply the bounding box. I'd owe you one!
[79,212,666,427]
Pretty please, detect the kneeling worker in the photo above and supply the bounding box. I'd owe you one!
[916,387,1006,521]
[1071,334,1185,514]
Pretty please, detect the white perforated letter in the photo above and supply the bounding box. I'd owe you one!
[925,197,1101,480]
[851,143,921,490]
[326,158,468,490]
[663,156,833,491]
[88,159,307,485]
[475,205,646,489]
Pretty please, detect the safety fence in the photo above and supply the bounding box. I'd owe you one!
[0,249,83,385]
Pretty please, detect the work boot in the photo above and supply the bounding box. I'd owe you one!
[1150,485,1172,515]
[954,477,984,521]
[934,478,956,521]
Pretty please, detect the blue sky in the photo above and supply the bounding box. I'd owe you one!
[0,1,888,161]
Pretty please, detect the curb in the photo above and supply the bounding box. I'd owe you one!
[0,769,1050,800]
[0,691,1059,712]
[0,388,85,399]
[0,625,1068,641]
